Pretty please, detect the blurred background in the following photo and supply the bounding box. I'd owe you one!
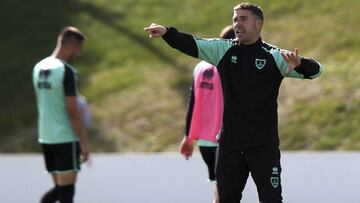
[1,0,359,153]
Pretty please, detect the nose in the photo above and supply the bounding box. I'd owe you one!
[233,19,241,28]
[233,20,238,26]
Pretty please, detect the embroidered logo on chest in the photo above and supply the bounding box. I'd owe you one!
[255,58,266,69]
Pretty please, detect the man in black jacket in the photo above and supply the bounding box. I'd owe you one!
[144,3,322,203]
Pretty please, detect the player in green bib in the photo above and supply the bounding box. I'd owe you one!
[33,26,90,203]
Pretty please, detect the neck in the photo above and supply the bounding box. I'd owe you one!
[51,46,69,62]
[238,37,260,46]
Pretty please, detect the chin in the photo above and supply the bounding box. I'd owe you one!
[236,35,246,42]
[68,55,78,63]
[238,38,246,44]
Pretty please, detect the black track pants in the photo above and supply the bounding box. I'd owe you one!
[216,145,283,203]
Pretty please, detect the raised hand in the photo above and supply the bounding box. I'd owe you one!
[144,23,167,38]
[281,48,301,75]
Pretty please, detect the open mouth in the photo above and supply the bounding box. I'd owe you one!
[235,29,245,35]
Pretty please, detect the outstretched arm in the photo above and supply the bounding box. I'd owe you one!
[275,48,322,79]
[144,23,233,66]
[144,23,167,38]
[281,48,301,76]
[145,23,198,58]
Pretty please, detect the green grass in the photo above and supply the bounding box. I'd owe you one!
[280,60,360,150]
[1,0,360,152]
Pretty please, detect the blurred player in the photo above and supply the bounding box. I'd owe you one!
[33,26,90,203]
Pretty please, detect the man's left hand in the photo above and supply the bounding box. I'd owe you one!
[281,48,301,75]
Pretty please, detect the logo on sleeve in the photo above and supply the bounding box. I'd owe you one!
[255,58,266,69]
[270,166,279,188]
[231,55,237,64]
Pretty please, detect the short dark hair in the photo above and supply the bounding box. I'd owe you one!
[220,25,235,39]
[59,26,85,45]
[234,3,264,21]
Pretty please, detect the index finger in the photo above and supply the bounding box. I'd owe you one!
[295,48,299,58]
[281,52,290,62]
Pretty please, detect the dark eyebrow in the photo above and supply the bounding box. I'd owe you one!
[233,15,249,20]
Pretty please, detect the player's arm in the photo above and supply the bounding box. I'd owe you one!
[185,80,195,137]
[144,23,233,66]
[273,48,323,79]
[180,80,195,160]
[63,66,89,162]
[293,58,322,79]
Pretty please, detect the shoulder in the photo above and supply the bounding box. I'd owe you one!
[197,61,215,68]
[34,57,64,69]
[61,60,76,71]
[194,60,218,79]
[261,41,279,53]
[194,37,236,47]
[194,61,216,73]
[61,62,77,79]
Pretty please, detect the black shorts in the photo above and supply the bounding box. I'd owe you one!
[41,141,81,173]
[199,146,217,181]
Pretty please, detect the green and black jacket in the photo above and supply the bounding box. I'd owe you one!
[163,27,322,151]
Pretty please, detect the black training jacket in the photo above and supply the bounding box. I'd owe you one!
[163,27,322,151]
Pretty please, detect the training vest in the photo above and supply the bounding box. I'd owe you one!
[188,61,223,142]
[33,57,79,144]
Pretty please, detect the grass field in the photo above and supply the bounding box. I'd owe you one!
[1,0,359,152]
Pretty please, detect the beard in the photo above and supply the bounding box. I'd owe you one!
[67,53,79,63]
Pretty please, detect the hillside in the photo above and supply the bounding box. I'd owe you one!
[1,0,359,152]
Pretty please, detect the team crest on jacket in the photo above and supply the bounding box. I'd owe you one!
[255,58,266,69]
[270,166,279,188]
[270,177,279,188]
